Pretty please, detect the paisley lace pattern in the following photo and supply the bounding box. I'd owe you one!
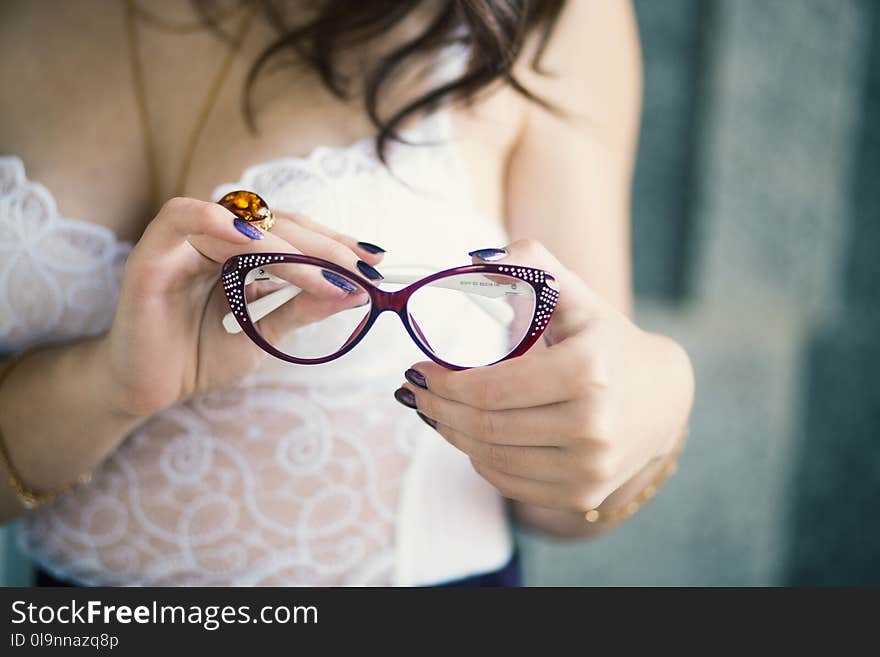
[0,157,131,352]
[21,380,424,585]
[5,101,511,585]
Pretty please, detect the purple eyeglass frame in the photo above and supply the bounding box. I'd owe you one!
[221,252,560,370]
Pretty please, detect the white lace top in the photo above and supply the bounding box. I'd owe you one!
[1,62,517,585]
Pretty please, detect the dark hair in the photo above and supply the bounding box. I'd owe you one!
[195,0,565,162]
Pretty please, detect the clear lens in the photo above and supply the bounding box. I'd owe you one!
[244,263,371,360]
[406,272,536,367]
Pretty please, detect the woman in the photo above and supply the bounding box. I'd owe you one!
[0,0,694,586]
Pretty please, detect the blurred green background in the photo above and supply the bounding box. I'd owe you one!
[518,0,880,586]
[2,0,878,586]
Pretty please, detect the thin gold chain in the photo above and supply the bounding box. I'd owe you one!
[122,0,260,214]
[130,0,250,33]
[584,427,689,525]
[0,346,93,509]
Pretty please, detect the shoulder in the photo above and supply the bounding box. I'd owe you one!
[513,0,642,149]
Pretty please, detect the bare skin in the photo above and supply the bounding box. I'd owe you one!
[0,0,694,538]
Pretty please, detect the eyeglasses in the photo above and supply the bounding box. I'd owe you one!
[220,252,559,370]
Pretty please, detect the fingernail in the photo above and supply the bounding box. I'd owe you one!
[394,387,417,409]
[321,269,358,293]
[417,412,437,429]
[405,368,428,389]
[234,217,264,240]
[357,260,384,280]
[468,248,507,261]
[357,241,386,254]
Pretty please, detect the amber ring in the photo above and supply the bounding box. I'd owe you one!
[217,190,275,232]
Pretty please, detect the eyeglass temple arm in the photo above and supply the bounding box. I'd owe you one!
[382,270,518,327]
[222,266,521,334]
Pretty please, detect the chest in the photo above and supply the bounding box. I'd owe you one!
[0,0,523,243]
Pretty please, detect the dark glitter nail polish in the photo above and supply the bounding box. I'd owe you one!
[394,387,417,409]
[417,412,437,429]
[357,241,386,254]
[468,248,507,261]
[357,260,384,280]
[405,368,428,389]
[321,269,358,293]
[233,217,264,240]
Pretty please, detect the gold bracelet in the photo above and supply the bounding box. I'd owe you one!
[0,346,93,510]
[584,426,689,525]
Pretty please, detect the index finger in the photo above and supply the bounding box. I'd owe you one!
[274,209,386,264]
[140,197,255,256]
[408,338,596,410]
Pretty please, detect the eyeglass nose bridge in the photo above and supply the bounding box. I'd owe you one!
[365,285,437,355]
[368,285,410,315]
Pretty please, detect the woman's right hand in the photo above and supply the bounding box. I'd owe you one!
[100,197,384,418]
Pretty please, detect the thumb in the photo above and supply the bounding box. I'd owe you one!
[468,239,607,344]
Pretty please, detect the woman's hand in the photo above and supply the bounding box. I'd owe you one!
[102,197,385,418]
[395,239,694,527]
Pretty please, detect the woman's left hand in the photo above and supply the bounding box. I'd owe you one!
[395,239,694,520]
